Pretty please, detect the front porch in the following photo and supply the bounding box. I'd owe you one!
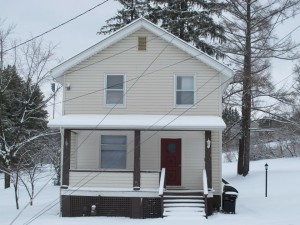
[60,168,214,218]
[48,114,225,218]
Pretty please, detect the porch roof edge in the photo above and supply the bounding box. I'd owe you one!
[48,114,226,130]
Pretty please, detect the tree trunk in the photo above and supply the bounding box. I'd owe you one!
[237,139,244,174]
[240,0,252,176]
[5,172,10,189]
[14,174,19,209]
[30,179,34,206]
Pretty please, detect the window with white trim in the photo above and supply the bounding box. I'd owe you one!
[105,74,125,105]
[175,75,195,106]
[101,135,126,169]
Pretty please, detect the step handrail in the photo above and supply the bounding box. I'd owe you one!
[159,168,166,196]
[203,169,208,219]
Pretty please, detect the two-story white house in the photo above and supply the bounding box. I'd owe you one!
[48,18,233,219]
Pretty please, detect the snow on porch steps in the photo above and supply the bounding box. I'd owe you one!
[163,189,206,218]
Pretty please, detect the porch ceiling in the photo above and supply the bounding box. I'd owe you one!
[48,114,225,130]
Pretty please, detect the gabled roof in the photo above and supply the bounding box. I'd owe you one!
[50,17,233,82]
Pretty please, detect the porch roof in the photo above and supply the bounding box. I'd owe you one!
[48,114,226,130]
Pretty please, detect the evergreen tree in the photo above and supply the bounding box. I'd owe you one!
[152,0,226,58]
[97,0,156,35]
[98,0,226,58]
[222,107,240,127]
[0,65,48,183]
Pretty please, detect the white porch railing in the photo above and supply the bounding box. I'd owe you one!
[158,168,166,196]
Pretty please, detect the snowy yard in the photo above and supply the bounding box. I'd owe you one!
[1,157,300,225]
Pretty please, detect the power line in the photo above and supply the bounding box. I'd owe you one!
[3,0,110,54]
[13,4,300,222]
[11,28,177,225]
[18,38,232,225]
[22,73,231,225]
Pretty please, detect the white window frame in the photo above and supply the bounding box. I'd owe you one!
[104,74,126,107]
[100,135,127,169]
[174,74,196,108]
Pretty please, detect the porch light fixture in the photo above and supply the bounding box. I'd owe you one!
[206,138,211,149]
[66,83,71,91]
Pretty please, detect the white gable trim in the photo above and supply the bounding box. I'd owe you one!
[50,18,233,81]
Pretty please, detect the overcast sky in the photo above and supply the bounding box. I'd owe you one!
[1,0,121,117]
[2,0,300,80]
[1,0,120,61]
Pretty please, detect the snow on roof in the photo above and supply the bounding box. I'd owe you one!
[48,114,226,130]
[50,18,233,82]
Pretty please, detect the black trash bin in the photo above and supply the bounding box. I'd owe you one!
[222,184,238,214]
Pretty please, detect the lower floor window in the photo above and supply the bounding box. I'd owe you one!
[101,135,126,169]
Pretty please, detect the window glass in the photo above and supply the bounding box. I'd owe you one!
[177,76,193,90]
[167,143,176,153]
[101,135,126,169]
[176,75,195,105]
[106,90,123,104]
[176,91,194,105]
[107,75,123,89]
[106,75,124,105]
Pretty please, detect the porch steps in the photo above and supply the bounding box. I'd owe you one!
[163,189,206,217]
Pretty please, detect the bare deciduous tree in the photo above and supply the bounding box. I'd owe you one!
[222,0,300,176]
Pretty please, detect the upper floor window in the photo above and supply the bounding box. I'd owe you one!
[105,74,125,106]
[175,75,195,106]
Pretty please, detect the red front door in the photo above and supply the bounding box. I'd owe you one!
[161,138,181,186]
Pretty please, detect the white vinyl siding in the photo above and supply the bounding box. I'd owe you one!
[72,130,207,189]
[211,130,222,195]
[175,75,195,107]
[140,131,205,189]
[62,27,223,193]
[70,132,78,169]
[63,28,222,116]
[140,172,159,189]
[75,131,134,170]
[69,171,133,188]
[69,171,160,189]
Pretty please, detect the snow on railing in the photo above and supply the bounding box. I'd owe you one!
[203,169,208,196]
[158,168,166,196]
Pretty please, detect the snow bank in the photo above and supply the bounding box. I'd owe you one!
[1,158,300,225]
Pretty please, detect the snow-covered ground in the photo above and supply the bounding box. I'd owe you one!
[1,157,299,225]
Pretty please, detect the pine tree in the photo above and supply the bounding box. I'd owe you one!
[0,65,48,191]
[97,0,156,35]
[152,0,226,58]
[98,0,226,58]
[222,107,240,127]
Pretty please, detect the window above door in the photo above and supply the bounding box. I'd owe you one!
[175,75,196,107]
[105,74,126,107]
